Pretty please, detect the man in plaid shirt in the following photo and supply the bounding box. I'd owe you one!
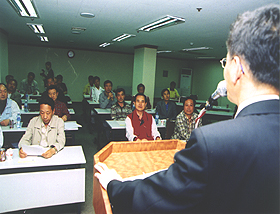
[172,97,202,141]
[48,85,70,121]
[111,88,132,121]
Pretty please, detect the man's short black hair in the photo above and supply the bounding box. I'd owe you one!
[56,75,63,81]
[161,88,170,97]
[28,72,35,79]
[5,75,14,83]
[39,96,55,110]
[104,80,113,87]
[134,93,147,103]
[93,76,100,82]
[45,61,51,66]
[7,78,18,87]
[226,5,279,89]
[137,83,145,91]
[170,81,176,87]
[47,85,58,93]
[182,96,196,106]
[116,88,125,95]
[88,75,94,81]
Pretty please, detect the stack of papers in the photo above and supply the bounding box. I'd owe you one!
[64,121,82,130]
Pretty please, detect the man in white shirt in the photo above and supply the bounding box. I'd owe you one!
[91,76,104,101]
[0,83,20,126]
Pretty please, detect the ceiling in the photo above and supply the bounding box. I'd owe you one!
[0,0,278,60]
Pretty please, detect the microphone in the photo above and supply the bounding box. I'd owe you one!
[205,80,227,110]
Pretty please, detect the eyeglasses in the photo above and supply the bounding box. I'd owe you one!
[220,57,245,74]
[220,58,227,68]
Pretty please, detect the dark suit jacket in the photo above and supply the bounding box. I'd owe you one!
[156,100,177,120]
[107,99,279,214]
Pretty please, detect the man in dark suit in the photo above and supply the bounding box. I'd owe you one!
[94,5,279,214]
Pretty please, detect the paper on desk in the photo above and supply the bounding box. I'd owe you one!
[117,121,125,126]
[64,121,82,130]
[21,145,49,156]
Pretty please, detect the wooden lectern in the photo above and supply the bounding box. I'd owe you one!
[93,139,186,214]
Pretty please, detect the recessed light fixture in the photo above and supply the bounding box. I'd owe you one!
[138,15,185,32]
[38,35,48,42]
[80,12,95,18]
[112,34,136,42]
[182,47,212,51]
[99,43,111,48]
[71,31,81,34]
[27,23,45,34]
[8,0,38,18]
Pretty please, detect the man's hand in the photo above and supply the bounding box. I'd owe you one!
[42,148,56,159]
[155,137,161,140]
[94,162,122,190]
[108,92,114,100]
[0,119,10,126]
[62,115,67,121]
[19,148,27,158]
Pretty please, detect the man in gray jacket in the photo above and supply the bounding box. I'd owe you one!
[18,97,65,159]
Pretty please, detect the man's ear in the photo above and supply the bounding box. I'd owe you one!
[231,56,243,85]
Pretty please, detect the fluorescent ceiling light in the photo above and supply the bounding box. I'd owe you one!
[182,47,212,51]
[99,43,111,48]
[138,15,185,32]
[197,56,216,59]
[8,0,38,18]
[38,36,48,42]
[27,23,45,34]
[112,34,136,42]
[71,27,86,31]
[157,50,173,54]
[80,12,95,18]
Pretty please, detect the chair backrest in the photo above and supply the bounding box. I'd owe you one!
[165,120,175,139]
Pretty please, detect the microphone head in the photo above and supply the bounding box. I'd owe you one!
[216,80,227,97]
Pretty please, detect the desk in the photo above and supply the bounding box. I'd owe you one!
[0,146,86,213]
[2,121,82,147]
[176,102,231,112]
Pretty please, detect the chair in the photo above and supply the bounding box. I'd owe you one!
[165,120,175,139]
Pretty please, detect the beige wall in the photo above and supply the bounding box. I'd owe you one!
[7,44,235,111]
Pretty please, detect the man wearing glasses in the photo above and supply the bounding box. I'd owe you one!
[125,93,161,141]
[95,5,279,214]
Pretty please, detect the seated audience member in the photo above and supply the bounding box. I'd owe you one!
[156,88,177,120]
[41,77,67,104]
[126,93,161,141]
[83,75,94,95]
[20,72,39,95]
[131,83,151,109]
[168,81,180,99]
[0,83,20,126]
[111,88,132,121]
[18,96,65,159]
[171,97,202,141]
[91,76,104,101]
[48,85,70,121]
[94,6,280,214]
[99,80,117,109]
[55,75,67,94]
[5,75,14,84]
[41,61,54,80]
[7,79,22,108]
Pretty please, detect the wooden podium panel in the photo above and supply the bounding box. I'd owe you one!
[93,139,186,214]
